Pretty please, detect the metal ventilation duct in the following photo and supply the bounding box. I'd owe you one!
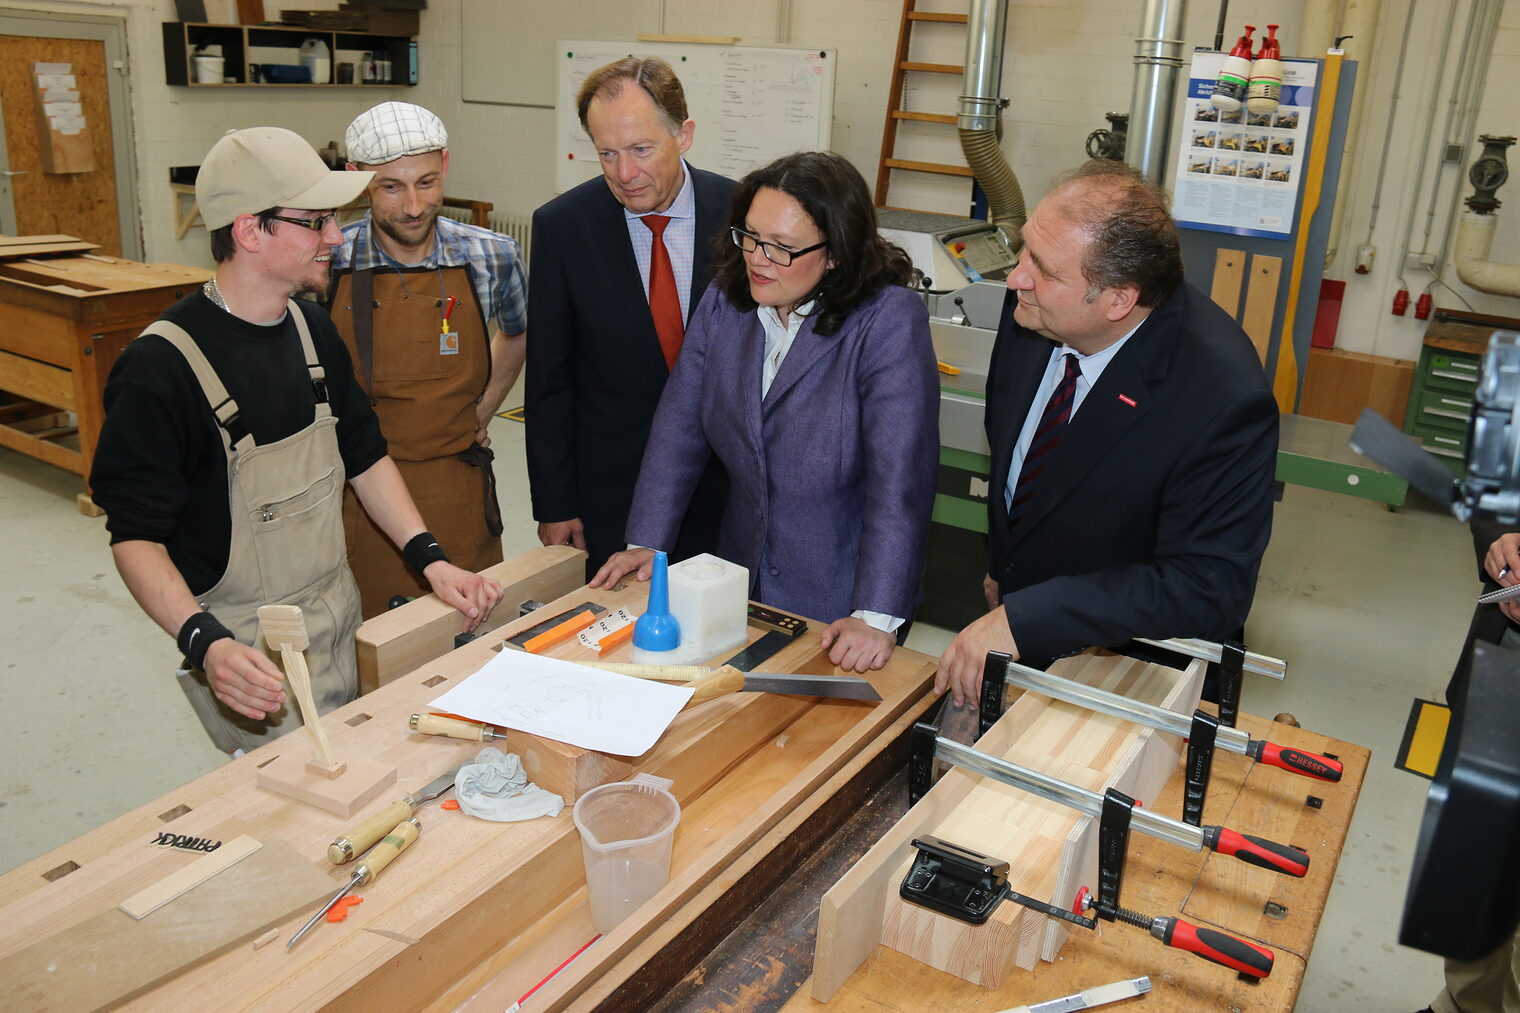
[957,0,1026,249]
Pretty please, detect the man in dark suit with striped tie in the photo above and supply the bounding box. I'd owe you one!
[936,159,1279,706]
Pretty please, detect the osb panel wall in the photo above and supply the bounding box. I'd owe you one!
[0,34,120,255]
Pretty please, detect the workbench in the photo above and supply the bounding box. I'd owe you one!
[0,236,210,513]
[0,547,941,1011]
[659,705,1368,1013]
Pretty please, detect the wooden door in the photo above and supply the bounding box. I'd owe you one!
[0,34,121,255]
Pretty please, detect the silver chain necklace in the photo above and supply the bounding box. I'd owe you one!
[202,276,229,312]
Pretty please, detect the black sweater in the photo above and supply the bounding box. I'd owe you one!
[91,292,386,595]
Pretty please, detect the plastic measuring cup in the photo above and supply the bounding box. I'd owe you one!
[572,773,680,933]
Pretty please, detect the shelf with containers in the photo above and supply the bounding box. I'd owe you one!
[162,22,416,87]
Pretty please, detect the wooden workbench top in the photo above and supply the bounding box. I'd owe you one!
[0,551,940,1012]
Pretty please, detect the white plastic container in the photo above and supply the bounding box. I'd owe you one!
[192,54,224,84]
[629,553,749,665]
[573,774,680,933]
[299,38,331,85]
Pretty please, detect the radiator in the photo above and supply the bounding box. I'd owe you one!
[438,205,532,259]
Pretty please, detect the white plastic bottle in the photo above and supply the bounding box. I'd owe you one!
[1246,24,1283,116]
[1211,25,1256,112]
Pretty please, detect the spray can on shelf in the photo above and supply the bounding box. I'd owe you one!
[1247,24,1283,116]
[1211,25,1256,112]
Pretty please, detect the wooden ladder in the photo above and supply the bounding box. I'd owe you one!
[875,0,973,209]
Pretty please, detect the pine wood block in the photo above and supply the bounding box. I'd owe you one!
[818,653,1202,997]
[502,729,633,802]
[0,839,331,1012]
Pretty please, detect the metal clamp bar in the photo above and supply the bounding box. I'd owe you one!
[999,657,1251,753]
[933,737,1205,851]
[1135,636,1287,679]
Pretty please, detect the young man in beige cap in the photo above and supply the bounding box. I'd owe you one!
[331,101,527,617]
[91,126,502,754]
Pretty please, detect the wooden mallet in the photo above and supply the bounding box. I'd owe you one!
[257,604,342,775]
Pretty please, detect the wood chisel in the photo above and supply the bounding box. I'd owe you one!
[993,976,1150,1013]
[290,817,420,948]
[410,713,506,742]
[328,765,463,864]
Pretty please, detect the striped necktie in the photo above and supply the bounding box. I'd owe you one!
[1008,353,1080,527]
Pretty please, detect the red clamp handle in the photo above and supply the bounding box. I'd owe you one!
[1246,740,1344,782]
[1203,825,1310,877]
[1153,916,1273,977]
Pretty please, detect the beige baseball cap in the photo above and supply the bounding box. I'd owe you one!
[196,127,373,230]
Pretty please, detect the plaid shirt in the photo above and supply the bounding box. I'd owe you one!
[334,214,527,336]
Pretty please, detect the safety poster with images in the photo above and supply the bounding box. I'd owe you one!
[1171,52,1317,239]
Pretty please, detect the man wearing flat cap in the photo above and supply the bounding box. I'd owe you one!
[91,127,502,754]
[331,101,528,617]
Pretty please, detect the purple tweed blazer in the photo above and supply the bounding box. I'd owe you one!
[625,282,939,623]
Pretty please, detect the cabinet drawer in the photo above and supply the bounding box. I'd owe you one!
[1413,387,1474,430]
[1411,425,1467,458]
[1425,352,1481,392]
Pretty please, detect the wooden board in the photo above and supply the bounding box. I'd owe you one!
[0,234,99,259]
[0,839,332,1012]
[0,36,121,254]
[355,545,587,693]
[1242,254,1283,366]
[1210,248,1245,318]
[0,548,940,1011]
[817,653,1201,996]
[119,834,261,919]
[783,713,1370,1013]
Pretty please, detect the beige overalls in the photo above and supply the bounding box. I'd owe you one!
[150,306,361,754]
[329,263,504,618]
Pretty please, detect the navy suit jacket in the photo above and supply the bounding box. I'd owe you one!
[525,165,736,573]
[985,281,1278,664]
[627,283,939,623]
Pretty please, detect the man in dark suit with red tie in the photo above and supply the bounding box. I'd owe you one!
[937,159,1279,706]
[527,58,734,577]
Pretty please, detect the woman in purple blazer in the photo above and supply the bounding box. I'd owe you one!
[591,152,939,673]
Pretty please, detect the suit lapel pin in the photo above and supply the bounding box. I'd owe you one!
[1118,394,1138,407]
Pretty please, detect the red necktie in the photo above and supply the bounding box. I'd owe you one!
[641,214,684,370]
[1009,353,1080,526]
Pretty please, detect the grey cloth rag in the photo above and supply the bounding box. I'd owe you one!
[454,746,564,821]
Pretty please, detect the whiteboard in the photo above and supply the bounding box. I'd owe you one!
[555,40,836,194]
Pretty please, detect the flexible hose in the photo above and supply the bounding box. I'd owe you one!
[959,127,1027,250]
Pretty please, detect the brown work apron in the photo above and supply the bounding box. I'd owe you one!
[329,262,504,618]
[149,307,360,754]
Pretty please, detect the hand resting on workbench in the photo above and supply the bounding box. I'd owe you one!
[421,559,503,633]
[819,616,895,673]
[590,547,656,588]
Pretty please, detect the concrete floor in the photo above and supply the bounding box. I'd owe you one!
[0,395,1470,1011]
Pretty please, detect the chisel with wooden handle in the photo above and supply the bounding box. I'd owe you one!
[409,713,506,742]
[291,817,420,948]
[328,765,462,864]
